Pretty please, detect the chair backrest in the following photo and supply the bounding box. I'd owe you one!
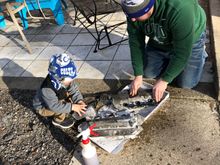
[72,0,123,24]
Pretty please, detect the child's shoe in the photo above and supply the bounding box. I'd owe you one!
[52,116,75,129]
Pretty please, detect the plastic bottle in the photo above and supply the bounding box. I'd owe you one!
[77,124,99,165]
[81,138,99,165]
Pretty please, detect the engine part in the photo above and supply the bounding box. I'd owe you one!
[86,107,139,137]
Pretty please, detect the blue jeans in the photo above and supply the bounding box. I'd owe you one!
[143,31,208,88]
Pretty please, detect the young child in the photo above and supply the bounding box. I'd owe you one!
[33,53,87,129]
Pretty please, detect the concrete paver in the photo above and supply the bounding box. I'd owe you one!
[74,61,84,71]
[60,24,82,34]
[6,34,35,47]
[30,34,55,46]
[13,47,45,60]
[78,61,111,79]
[37,46,67,60]
[114,44,131,60]
[86,45,118,61]
[0,58,10,69]
[0,47,24,59]
[0,34,16,47]
[66,45,93,61]
[49,34,77,46]
[110,11,127,21]
[0,60,32,77]
[21,60,48,77]
[105,60,133,79]
[71,33,96,46]
[39,24,64,34]
[99,32,125,45]
[23,24,47,35]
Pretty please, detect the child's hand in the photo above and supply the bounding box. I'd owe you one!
[77,100,86,105]
[72,103,87,116]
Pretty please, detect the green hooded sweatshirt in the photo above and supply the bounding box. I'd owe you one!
[127,0,206,83]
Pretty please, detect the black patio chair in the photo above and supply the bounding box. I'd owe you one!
[69,0,127,52]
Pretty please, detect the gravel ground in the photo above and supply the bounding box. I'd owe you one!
[0,89,79,164]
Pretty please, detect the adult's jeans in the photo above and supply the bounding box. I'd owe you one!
[143,31,208,88]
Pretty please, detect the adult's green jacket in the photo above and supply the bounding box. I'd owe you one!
[127,0,206,83]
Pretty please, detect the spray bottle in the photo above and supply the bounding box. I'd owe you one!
[77,123,99,165]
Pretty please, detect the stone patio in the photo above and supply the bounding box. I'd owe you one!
[0,2,214,87]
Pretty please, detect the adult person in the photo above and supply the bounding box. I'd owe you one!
[121,0,207,102]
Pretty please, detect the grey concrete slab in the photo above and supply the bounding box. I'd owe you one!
[21,60,84,79]
[37,46,67,60]
[0,47,24,59]
[96,14,113,22]
[86,45,118,61]
[105,60,133,80]
[66,46,92,61]
[60,24,82,34]
[0,58,10,69]
[78,61,111,79]
[21,60,49,77]
[114,44,131,60]
[79,15,112,33]
[109,12,126,21]
[23,23,47,35]
[71,33,96,46]
[13,47,45,60]
[30,34,55,46]
[49,34,77,46]
[39,24,64,34]
[80,23,106,33]
[0,34,16,47]
[6,35,35,47]
[121,33,129,45]
[0,60,32,77]
[75,15,111,34]
[74,61,84,71]
[99,32,124,45]
[106,21,127,33]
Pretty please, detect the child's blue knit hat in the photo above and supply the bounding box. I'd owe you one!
[48,53,77,81]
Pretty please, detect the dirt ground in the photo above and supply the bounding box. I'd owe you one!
[0,84,220,165]
[97,98,220,165]
[66,85,220,165]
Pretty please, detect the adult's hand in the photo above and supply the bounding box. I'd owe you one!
[130,75,143,96]
[152,79,168,102]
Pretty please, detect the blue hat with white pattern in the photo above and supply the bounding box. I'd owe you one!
[48,53,77,81]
